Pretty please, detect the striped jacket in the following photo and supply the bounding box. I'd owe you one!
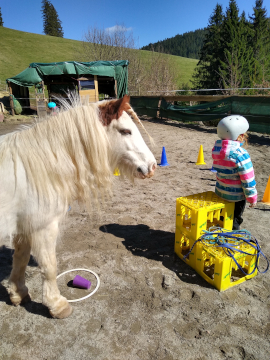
[212,140,257,204]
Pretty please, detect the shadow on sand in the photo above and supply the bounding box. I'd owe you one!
[99,223,213,289]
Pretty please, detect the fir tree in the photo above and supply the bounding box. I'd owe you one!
[219,7,254,93]
[41,0,64,38]
[193,1,255,94]
[218,0,254,92]
[192,4,224,92]
[0,7,4,26]
[249,0,270,86]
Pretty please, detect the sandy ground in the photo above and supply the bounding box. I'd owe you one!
[0,118,270,360]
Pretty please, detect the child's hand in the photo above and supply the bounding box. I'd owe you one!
[249,202,257,208]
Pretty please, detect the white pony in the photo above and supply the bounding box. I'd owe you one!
[0,95,156,318]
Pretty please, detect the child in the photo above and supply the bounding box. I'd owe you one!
[47,101,58,116]
[212,115,257,230]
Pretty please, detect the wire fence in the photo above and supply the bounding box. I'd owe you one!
[147,87,270,93]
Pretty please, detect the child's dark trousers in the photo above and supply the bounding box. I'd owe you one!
[233,199,246,230]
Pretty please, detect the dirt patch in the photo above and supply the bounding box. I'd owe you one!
[0,119,270,360]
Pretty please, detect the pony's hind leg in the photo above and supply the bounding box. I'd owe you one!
[8,235,31,306]
[31,220,73,319]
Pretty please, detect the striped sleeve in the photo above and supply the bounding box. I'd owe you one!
[236,152,257,204]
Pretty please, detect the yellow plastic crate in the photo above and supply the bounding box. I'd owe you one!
[175,229,197,269]
[176,191,235,241]
[174,192,258,291]
[195,233,258,291]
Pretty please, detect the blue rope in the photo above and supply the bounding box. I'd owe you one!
[183,227,269,276]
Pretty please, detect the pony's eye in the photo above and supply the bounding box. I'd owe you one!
[119,129,131,135]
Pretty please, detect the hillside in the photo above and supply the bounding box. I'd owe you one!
[0,27,198,88]
[141,28,207,59]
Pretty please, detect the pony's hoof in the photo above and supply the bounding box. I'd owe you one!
[9,289,30,306]
[50,303,73,319]
[10,296,22,307]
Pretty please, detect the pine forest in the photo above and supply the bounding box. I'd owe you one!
[141,29,207,60]
[142,0,270,94]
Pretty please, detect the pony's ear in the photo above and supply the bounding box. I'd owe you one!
[98,95,131,125]
[117,95,131,118]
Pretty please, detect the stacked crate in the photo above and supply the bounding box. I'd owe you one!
[175,191,235,264]
[175,191,258,291]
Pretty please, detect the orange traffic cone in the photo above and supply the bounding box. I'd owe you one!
[114,168,120,176]
[196,145,206,165]
[262,176,270,205]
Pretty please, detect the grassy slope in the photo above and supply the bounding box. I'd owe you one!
[0,27,198,88]
[165,53,198,87]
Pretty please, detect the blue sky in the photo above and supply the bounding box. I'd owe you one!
[1,0,269,47]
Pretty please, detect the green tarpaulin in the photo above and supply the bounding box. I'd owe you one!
[160,97,232,121]
[130,96,270,134]
[6,60,129,98]
[6,67,43,87]
[159,96,270,133]
[130,97,160,118]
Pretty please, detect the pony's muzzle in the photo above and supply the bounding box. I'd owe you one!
[137,162,156,178]
[149,162,157,177]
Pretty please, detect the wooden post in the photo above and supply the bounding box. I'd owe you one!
[115,79,118,98]
[47,84,50,102]
[35,84,38,110]
[8,81,15,116]
[158,97,162,119]
[41,81,45,100]
[94,75,99,101]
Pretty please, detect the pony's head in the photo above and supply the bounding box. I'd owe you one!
[98,96,157,179]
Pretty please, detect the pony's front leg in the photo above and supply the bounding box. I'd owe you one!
[8,235,31,306]
[32,220,73,319]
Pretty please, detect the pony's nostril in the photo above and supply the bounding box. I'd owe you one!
[137,167,143,173]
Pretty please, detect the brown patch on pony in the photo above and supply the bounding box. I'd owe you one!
[98,95,131,126]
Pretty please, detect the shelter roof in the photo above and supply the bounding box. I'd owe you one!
[6,60,129,88]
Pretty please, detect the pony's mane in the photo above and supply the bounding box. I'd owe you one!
[1,101,112,207]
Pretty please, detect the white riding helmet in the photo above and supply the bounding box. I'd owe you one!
[217,115,249,140]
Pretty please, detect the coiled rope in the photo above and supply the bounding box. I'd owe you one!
[183,227,269,276]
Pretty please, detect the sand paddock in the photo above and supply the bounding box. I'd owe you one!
[0,118,270,360]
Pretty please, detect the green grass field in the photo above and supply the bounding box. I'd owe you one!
[0,27,198,89]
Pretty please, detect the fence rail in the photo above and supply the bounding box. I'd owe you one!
[131,94,270,102]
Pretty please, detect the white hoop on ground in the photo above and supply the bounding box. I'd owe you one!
[56,268,100,303]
